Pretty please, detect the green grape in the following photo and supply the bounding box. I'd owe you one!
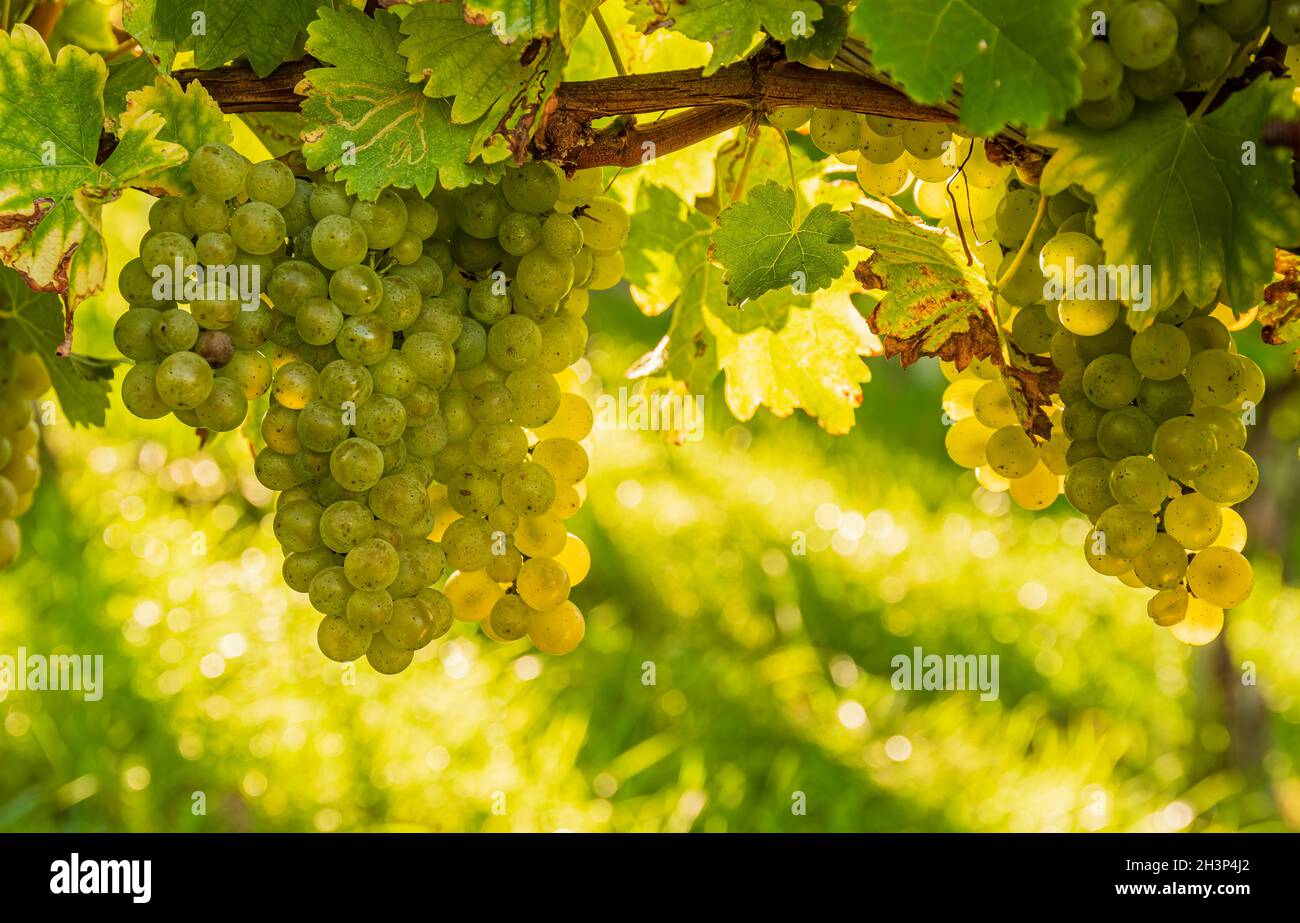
[1111,0,1179,69]
[388,254,445,297]
[531,437,588,486]
[516,557,571,610]
[319,359,373,406]
[294,296,344,346]
[392,233,425,266]
[1097,406,1156,459]
[1085,537,1132,577]
[295,399,350,452]
[469,422,528,475]
[271,361,319,409]
[1271,0,1300,44]
[453,317,488,369]
[154,351,214,410]
[1039,231,1104,278]
[515,250,574,305]
[499,211,543,256]
[1074,85,1137,129]
[149,195,190,234]
[312,215,369,270]
[1083,354,1142,408]
[537,393,593,442]
[1076,322,1134,363]
[1065,456,1117,516]
[308,566,352,617]
[371,353,417,399]
[294,448,330,482]
[1054,334,1083,374]
[230,201,287,255]
[316,616,372,662]
[344,537,401,591]
[1185,348,1244,405]
[141,231,198,274]
[401,384,439,422]
[115,309,162,361]
[1180,315,1230,353]
[1094,505,1158,558]
[1163,491,1222,549]
[351,189,409,250]
[1125,50,1187,100]
[449,229,505,273]
[1234,354,1265,406]
[448,463,502,518]
[469,277,513,324]
[1148,585,1189,626]
[441,389,477,442]
[996,250,1047,307]
[486,315,542,371]
[354,395,408,446]
[218,350,272,399]
[541,213,584,260]
[1066,438,1105,465]
[1207,0,1268,38]
[281,179,314,236]
[1186,545,1253,608]
[196,231,238,265]
[767,107,812,130]
[515,513,568,558]
[119,258,169,307]
[181,193,228,234]
[255,450,303,491]
[310,181,352,221]
[1193,446,1258,504]
[405,415,449,458]
[328,264,384,315]
[382,597,437,650]
[366,633,414,674]
[488,595,533,642]
[404,199,438,240]
[1010,304,1056,354]
[189,143,248,199]
[368,474,429,530]
[503,161,561,213]
[809,109,864,154]
[470,381,515,424]
[537,315,586,373]
[500,462,556,517]
[1130,323,1190,380]
[586,249,624,291]
[245,160,296,208]
[573,197,630,254]
[273,499,323,552]
[320,500,375,553]
[1137,375,1193,423]
[260,403,302,454]
[1157,295,1196,325]
[120,362,171,419]
[331,438,386,492]
[336,315,394,366]
[194,377,248,431]
[1080,40,1126,100]
[401,332,456,389]
[268,260,328,315]
[442,516,494,571]
[571,247,596,289]
[409,296,464,343]
[389,540,445,597]
[346,588,394,632]
[1133,533,1188,590]
[1193,404,1246,450]
[901,122,949,160]
[456,184,509,239]
[505,366,561,428]
[1109,455,1169,510]
[417,587,455,640]
[1058,298,1119,336]
[189,297,240,330]
[973,381,1017,429]
[855,158,912,198]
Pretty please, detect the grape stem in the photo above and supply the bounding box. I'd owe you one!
[729,131,760,206]
[592,7,628,78]
[990,194,1051,364]
[773,125,802,225]
[1190,32,1267,121]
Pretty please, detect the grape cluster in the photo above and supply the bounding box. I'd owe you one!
[123,143,616,672]
[1050,248,1262,643]
[0,348,51,569]
[1075,0,1300,130]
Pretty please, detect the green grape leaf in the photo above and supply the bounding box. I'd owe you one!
[153,0,321,77]
[784,4,848,63]
[0,26,186,308]
[399,1,566,161]
[1040,81,1300,321]
[463,0,598,49]
[850,204,1000,367]
[241,112,305,158]
[711,182,854,304]
[123,0,177,70]
[626,0,823,74]
[298,6,501,200]
[624,183,714,317]
[119,76,232,196]
[104,54,162,123]
[0,268,113,427]
[50,0,120,53]
[707,281,875,435]
[850,0,1083,135]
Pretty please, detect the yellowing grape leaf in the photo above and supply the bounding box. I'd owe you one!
[1039,81,1300,317]
[624,183,713,316]
[298,6,501,200]
[122,0,176,71]
[850,0,1084,135]
[119,76,232,195]
[1259,250,1300,346]
[626,0,823,74]
[153,0,321,77]
[399,1,566,161]
[463,0,599,49]
[712,182,854,304]
[0,26,186,307]
[0,267,113,426]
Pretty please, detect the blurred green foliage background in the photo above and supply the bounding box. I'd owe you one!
[5,120,1300,834]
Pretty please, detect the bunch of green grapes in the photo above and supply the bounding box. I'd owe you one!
[1050,232,1262,645]
[1072,0,1300,132]
[115,145,288,431]
[128,145,610,672]
[941,365,1071,510]
[0,348,52,569]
